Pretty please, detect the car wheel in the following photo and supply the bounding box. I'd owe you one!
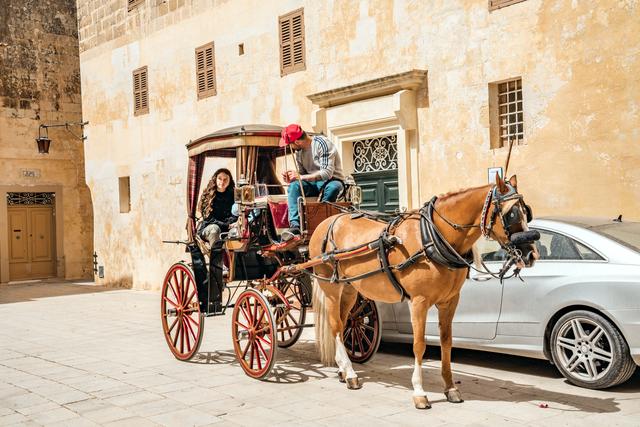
[550,310,636,389]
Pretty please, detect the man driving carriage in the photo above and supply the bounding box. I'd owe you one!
[279,123,344,241]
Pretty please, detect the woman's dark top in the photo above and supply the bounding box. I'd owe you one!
[202,188,236,232]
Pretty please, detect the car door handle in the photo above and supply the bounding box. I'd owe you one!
[471,275,492,282]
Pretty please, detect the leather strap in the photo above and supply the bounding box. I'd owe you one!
[377,233,410,301]
[420,197,473,269]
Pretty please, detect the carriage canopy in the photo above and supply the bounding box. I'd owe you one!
[186,124,285,241]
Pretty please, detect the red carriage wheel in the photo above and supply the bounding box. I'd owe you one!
[232,288,278,379]
[343,294,381,363]
[274,277,307,348]
[161,262,204,361]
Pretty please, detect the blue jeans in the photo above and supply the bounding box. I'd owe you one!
[288,180,343,227]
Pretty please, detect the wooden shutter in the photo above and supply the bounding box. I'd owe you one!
[128,0,144,11]
[195,42,217,99]
[489,0,527,10]
[133,66,149,116]
[279,9,306,76]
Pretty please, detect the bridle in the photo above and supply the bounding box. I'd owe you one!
[432,183,536,281]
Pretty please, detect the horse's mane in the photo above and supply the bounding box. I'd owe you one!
[437,184,491,204]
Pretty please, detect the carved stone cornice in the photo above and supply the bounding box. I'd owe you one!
[307,69,428,108]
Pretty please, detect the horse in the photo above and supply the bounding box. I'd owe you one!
[310,174,540,409]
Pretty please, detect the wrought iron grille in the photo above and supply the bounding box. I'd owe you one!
[353,135,398,173]
[498,78,523,147]
[7,192,55,206]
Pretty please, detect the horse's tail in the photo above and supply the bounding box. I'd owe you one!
[312,278,336,366]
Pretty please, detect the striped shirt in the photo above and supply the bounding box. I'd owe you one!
[295,135,344,181]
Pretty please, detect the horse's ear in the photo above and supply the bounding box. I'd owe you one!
[495,172,508,194]
[508,174,518,189]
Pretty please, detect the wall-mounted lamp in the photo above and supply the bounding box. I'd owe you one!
[36,121,88,154]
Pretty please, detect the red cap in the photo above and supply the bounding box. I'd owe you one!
[279,124,304,147]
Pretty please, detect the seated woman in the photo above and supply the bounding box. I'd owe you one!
[197,168,236,244]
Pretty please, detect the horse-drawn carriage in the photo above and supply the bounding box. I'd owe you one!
[162,124,541,408]
[161,125,381,379]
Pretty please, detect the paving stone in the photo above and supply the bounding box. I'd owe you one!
[149,407,223,426]
[1,281,638,427]
[30,407,80,424]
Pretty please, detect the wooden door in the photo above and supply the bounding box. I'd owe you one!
[352,170,399,213]
[8,206,56,280]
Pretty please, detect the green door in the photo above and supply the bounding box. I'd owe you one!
[353,170,399,213]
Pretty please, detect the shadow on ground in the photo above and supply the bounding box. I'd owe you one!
[187,340,638,414]
[0,281,117,304]
[188,345,330,384]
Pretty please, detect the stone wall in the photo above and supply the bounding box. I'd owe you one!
[0,0,93,281]
[76,0,639,289]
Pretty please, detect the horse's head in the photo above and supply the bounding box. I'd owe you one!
[482,174,540,269]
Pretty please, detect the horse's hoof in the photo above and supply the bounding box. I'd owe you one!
[445,388,464,403]
[346,377,361,390]
[337,371,346,383]
[413,395,431,409]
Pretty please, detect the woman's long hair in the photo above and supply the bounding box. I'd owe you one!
[199,168,235,219]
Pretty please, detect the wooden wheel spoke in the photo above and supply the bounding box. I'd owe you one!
[354,325,364,353]
[252,298,259,326]
[240,302,253,325]
[256,334,272,347]
[359,325,372,347]
[183,315,197,343]
[172,317,182,347]
[179,318,185,354]
[256,339,269,362]
[256,308,266,327]
[186,313,201,329]
[240,339,251,359]
[361,323,375,332]
[168,278,181,306]
[167,316,179,334]
[183,319,193,353]
[286,311,299,325]
[249,342,255,369]
[351,300,369,318]
[163,296,179,308]
[235,320,250,330]
[184,288,196,307]
[254,343,263,370]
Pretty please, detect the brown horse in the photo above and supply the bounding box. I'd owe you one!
[310,175,539,409]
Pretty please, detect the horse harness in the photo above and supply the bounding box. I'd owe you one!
[308,184,534,301]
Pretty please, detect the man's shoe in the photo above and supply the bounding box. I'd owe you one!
[281,226,301,242]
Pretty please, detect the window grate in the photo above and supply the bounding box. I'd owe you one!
[133,66,149,116]
[352,135,398,173]
[497,78,523,147]
[7,192,55,206]
[279,9,306,76]
[195,42,217,99]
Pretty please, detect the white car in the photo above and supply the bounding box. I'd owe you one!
[379,217,640,389]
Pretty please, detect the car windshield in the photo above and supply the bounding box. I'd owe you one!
[591,222,640,252]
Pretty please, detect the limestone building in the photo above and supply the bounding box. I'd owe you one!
[0,0,93,282]
[76,0,640,290]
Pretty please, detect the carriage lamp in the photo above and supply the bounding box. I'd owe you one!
[36,121,89,154]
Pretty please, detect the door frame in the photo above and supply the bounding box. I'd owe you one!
[0,185,64,283]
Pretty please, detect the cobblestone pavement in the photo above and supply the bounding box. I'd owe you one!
[1,281,639,426]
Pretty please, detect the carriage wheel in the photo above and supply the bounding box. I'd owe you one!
[232,288,278,379]
[274,277,307,348]
[343,294,381,363]
[161,263,205,361]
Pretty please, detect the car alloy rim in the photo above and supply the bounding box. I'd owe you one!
[555,317,614,382]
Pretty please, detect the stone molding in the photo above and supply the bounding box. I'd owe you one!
[307,70,428,108]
